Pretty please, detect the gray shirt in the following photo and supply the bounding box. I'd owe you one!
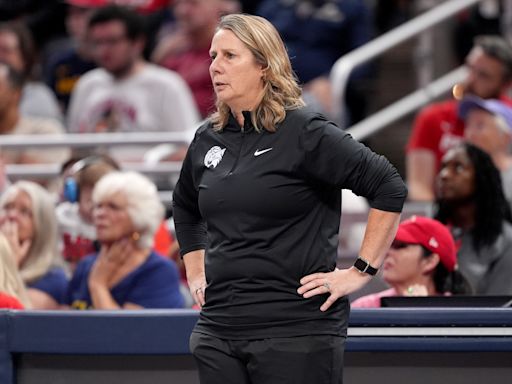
[20,82,63,123]
[456,221,512,294]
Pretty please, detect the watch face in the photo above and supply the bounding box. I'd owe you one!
[354,258,366,272]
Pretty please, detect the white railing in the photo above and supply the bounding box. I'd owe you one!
[349,66,467,141]
[330,0,483,135]
[0,131,193,148]
[0,131,193,178]
[4,161,183,179]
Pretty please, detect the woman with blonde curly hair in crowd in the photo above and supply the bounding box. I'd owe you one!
[0,181,68,309]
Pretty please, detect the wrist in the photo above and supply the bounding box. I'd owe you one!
[353,256,379,276]
[88,278,108,291]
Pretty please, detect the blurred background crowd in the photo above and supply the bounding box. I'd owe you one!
[0,0,512,310]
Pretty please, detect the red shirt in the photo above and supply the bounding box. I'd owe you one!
[0,292,24,309]
[407,96,512,172]
[161,48,214,118]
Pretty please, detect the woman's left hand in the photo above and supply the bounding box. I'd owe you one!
[298,267,372,312]
[0,220,31,267]
[89,239,132,288]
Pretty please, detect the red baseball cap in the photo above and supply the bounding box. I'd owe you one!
[395,216,457,272]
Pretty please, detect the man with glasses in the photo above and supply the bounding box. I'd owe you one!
[67,4,200,161]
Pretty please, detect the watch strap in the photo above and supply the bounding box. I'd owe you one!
[353,257,378,276]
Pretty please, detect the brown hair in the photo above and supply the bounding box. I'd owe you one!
[474,35,512,82]
[67,155,120,190]
[0,22,36,80]
[77,161,119,189]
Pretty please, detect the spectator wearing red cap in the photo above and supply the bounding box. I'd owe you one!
[459,96,512,212]
[352,216,471,308]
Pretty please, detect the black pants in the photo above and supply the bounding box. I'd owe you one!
[190,332,345,384]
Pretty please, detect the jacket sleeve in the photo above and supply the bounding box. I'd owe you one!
[299,114,407,212]
[172,134,207,256]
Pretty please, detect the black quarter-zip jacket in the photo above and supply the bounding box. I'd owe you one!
[173,107,407,339]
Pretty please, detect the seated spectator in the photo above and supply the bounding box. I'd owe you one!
[0,181,68,309]
[406,35,512,201]
[56,155,177,272]
[43,0,98,113]
[0,22,63,122]
[0,62,70,167]
[67,171,185,309]
[0,232,31,309]
[56,155,119,271]
[152,0,240,118]
[458,96,512,211]
[435,142,512,294]
[67,4,200,162]
[352,216,470,308]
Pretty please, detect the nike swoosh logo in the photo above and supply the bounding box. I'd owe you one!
[254,148,273,156]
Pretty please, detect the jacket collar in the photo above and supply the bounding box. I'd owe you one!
[224,110,255,133]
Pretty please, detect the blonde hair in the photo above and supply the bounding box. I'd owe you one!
[93,171,164,249]
[0,181,63,285]
[211,14,304,132]
[0,233,31,308]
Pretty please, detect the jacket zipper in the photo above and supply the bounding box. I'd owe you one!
[228,121,247,175]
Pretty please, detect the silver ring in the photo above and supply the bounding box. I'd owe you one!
[195,287,203,294]
[323,282,330,291]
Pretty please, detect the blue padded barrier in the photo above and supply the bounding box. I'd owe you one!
[0,311,13,384]
[1,308,512,383]
[7,309,197,354]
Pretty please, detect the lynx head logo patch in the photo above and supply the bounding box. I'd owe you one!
[204,146,226,169]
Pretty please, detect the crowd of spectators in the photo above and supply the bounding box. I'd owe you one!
[0,0,511,311]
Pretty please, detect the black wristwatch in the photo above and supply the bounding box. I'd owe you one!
[353,257,378,276]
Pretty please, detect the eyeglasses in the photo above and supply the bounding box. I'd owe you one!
[89,35,128,48]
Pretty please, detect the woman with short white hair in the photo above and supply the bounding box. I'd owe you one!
[67,171,184,309]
